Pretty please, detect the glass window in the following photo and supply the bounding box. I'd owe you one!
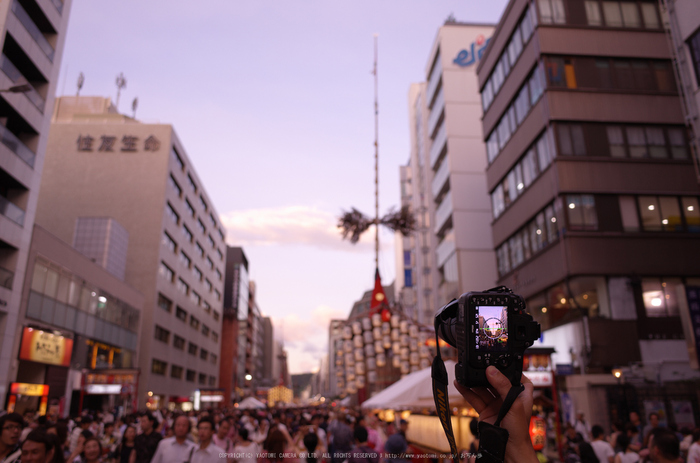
[190,316,200,329]
[602,2,623,27]
[173,335,185,350]
[193,266,202,282]
[166,203,179,225]
[689,27,700,86]
[585,1,602,25]
[640,3,659,29]
[197,219,206,235]
[545,205,558,241]
[522,148,539,187]
[206,256,214,270]
[187,174,197,193]
[492,184,505,218]
[642,278,681,317]
[176,278,189,295]
[632,60,654,90]
[186,370,195,382]
[539,0,565,24]
[614,60,634,90]
[487,131,499,163]
[682,197,700,232]
[191,290,201,307]
[497,117,511,151]
[171,148,184,171]
[152,359,167,375]
[179,251,191,268]
[188,342,198,355]
[162,232,176,253]
[154,325,170,343]
[620,2,640,27]
[515,84,530,125]
[171,365,183,379]
[595,59,614,89]
[182,225,193,243]
[645,127,667,158]
[507,170,519,204]
[619,196,639,231]
[199,196,208,211]
[514,162,525,195]
[659,197,682,231]
[626,127,648,157]
[500,54,511,81]
[168,175,182,197]
[520,228,532,260]
[607,126,626,157]
[159,262,174,282]
[176,306,187,322]
[520,7,534,42]
[567,195,598,230]
[667,128,688,159]
[638,196,661,231]
[546,58,567,87]
[157,293,172,312]
[509,234,524,268]
[536,131,552,169]
[508,29,523,66]
[654,62,676,92]
[200,349,208,361]
[529,66,545,105]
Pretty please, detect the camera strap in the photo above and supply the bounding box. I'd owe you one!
[431,319,525,463]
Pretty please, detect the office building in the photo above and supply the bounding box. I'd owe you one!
[0,0,72,406]
[478,0,700,428]
[397,22,497,326]
[35,96,227,409]
[221,246,248,404]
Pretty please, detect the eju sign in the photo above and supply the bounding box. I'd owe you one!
[453,35,491,67]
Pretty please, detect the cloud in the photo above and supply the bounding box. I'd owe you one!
[270,305,345,373]
[221,206,380,251]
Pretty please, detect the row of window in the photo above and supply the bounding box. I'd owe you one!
[491,129,554,219]
[482,5,536,112]
[157,293,220,338]
[168,174,224,246]
[162,230,221,296]
[496,194,700,276]
[537,0,661,30]
[165,200,224,264]
[159,257,221,302]
[151,359,217,386]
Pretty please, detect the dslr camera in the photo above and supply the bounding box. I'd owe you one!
[434,287,540,388]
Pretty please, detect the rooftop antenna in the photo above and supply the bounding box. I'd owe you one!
[76,72,84,97]
[132,97,138,119]
[115,72,126,110]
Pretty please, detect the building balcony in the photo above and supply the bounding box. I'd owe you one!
[0,194,25,227]
[427,87,445,138]
[435,230,455,269]
[426,54,442,107]
[429,122,447,170]
[434,190,453,236]
[0,265,14,289]
[0,54,45,112]
[11,0,55,62]
[431,156,450,199]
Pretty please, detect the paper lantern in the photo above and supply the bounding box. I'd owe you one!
[383,335,391,349]
[356,375,365,388]
[372,313,382,327]
[368,371,377,383]
[382,322,391,335]
[367,357,376,371]
[373,327,382,341]
[354,349,364,362]
[353,335,363,348]
[374,341,384,354]
[363,331,373,344]
[376,353,386,367]
[409,325,418,337]
[346,370,355,381]
[392,342,401,355]
[409,340,418,352]
[347,382,357,394]
[391,329,400,341]
[419,346,430,358]
[352,322,362,335]
[362,317,372,332]
[336,369,344,377]
[364,345,375,358]
[355,362,365,375]
[400,334,409,346]
[381,309,391,323]
[400,347,410,360]
[410,352,420,365]
[400,361,410,374]
[343,326,353,340]
[410,365,419,373]
[345,353,354,366]
[400,320,408,333]
[392,355,401,368]
[420,359,430,370]
[390,314,400,328]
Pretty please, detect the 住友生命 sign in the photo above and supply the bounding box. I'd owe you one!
[19,327,73,367]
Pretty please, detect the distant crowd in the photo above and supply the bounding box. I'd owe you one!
[0,406,412,463]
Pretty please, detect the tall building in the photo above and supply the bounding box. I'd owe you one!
[221,246,248,404]
[0,0,73,406]
[35,96,228,409]
[478,0,700,428]
[397,21,497,326]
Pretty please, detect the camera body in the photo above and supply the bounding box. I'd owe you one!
[435,288,540,388]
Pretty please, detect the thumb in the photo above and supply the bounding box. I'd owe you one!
[485,366,514,400]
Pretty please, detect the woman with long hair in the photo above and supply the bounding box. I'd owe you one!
[110,425,136,463]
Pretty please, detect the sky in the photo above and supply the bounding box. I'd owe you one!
[56,0,508,374]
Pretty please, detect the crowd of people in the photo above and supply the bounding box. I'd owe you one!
[563,410,698,463]
[0,406,412,463]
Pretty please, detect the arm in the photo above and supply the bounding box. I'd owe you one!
[129,448,136,463]
[454,366,539,463]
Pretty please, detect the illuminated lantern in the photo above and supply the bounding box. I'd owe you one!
[356,375,366,388]
[529,416,546,451]
[362,317,372,331]
[346,370,355,381]
[376,353,386,367]
[391,329,400,341]
[392,356,401,368]
[367,357,376,370]
[347,382,357,394]
[392,342,401,355]
[400,334,409,346]
[354,349,364,362]
[382,322,390,335]
[400,361,410,374]
[355,362,365,375]
[400,320,408,333]
[390,314,400,328]
[419,346,430,358]
[345,353,354,366]
[410,365,419,373]
[343,326,353,340]
[410,352,419,365]
[373,327,382,341]
[420,359,430,369]
[344,340,353,353]
[336,369,344,377]
[409,325,418,337]
[352,322,362,335]
[383,335,391,350]
[374,341,383,354]
[372,313,382,327]
[364,345,374,358]
[353,335,363,348]
[337,379,344,389]
[363,331,373,344]
[335,357,343,367]
[368,371,377,383]
[381,309,391,323]
[400,347,410,360]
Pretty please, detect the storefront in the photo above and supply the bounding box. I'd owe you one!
[78,369,139,415]
[523,348,562,462]
[193,389,225,410]
[5,383,50,416]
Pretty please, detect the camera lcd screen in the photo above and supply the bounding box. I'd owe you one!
[475,305,508,352]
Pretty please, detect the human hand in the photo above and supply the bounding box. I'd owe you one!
[454,366,538,463]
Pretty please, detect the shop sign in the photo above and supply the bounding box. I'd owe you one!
[85,384,122,394]
[76,134,160,152]
[453,35,491,67]
[523,371,553,387]
[671,401,695,429]
[10,382,49,396]
[556,364,575,376]
[529,416,546,451]
[19,327,73,367]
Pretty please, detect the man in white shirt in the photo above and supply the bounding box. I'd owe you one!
[574,411,591,442]
[590,425,615,463]
[151,415,196,463]
[191,417,224,463]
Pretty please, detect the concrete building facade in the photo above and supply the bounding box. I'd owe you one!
[478,0,700,429]
[35,96,227,409]
[0,0,72,406]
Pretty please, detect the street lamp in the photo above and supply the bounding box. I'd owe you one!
[0,83,32,94]
[245,374,252,381]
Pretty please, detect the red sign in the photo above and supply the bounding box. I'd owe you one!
[529,416,546,451]
[19,327,73,367]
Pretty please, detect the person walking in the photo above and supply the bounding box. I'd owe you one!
[133,414,161,463]
[150,416,196,463]
[191,417,224,463]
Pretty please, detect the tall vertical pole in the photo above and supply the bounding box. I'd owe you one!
[373,34,379,272]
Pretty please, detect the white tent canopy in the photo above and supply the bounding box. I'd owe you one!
[238,396,266,409]
[361,360,472,410]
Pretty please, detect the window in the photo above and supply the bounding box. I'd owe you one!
[204,279,212,293]
[182,225,193,243]
[218,229,225,241]
[211,354,218,364]
[187,174,197,193]
[619,196,640,231]
[188,342,198,355]
[162,231,177,253]
[668,128,688,159]
[171,365,183,379]
[197,219,206,235]
[642,278,681,317]
[566,195,598,230]
[186,369,196,382]
[176,278,189,295]
[529,66,545,105]
[546,57,576,88]
[176,306,188,322]
[179,251,191,268]
[683,197,700,232]
[214,289,221,301]
[607,126,625,157]
[184,199,195,218]
[620,2,641,28]
[193,266,203,282]
[514,84,530,125]
[202,324,210,337]
[199,196,208,212]
[626,127,647,157]
[557,125,586,156]
[209,213,217,228]
[154,325,170,343]
[196,242,205,258]
[206,257,214,270]
[640,3,659,29]
[159,262,174,283]
[217,248,223,261]
[689,27,700,86]
[208,376,216,387]
[538,0,566,24]
[207,235,215,249]
[585,1,602,25]
[166,203,179,225]
[158,293,172,312]
[602,2,623,27]
[200,349,208,361]
[522,148,540,188]
[638,196,683,231]
[173,335,185,350]
[653,62,676,92]
[199,373,207,385]
[212,331,219,342]
[151,359,167,375]
[190,316,200,329]
[203,301,211,313]
[215,269,222,281]
[191,291,201,307]
[645,127,666,158]
[171,148,184,171]
[168,175,182,197]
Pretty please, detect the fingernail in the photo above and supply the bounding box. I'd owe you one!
[487,366,498,377]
